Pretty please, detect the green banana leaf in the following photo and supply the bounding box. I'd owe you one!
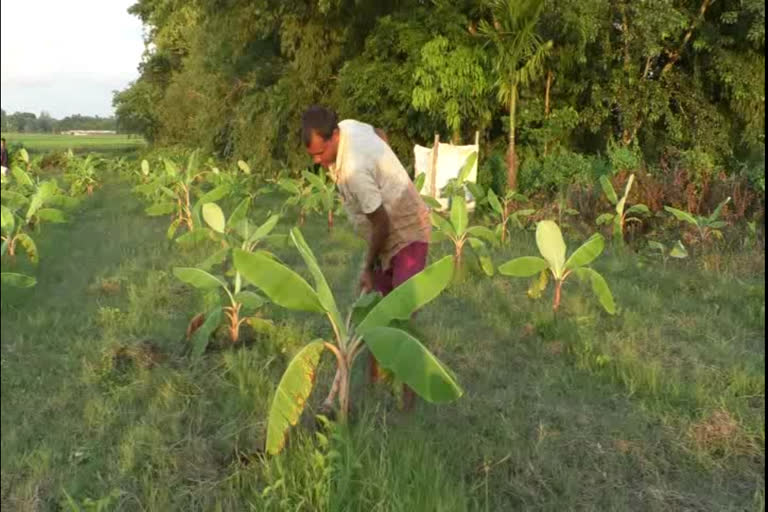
[1,272,36,288]
[535,221,567,279]
[664,206,699,227]
[233,249,325,313]
[173,267,227,290]
[599,175,617,205]
[564,234,604,270]
[266,340,326,455]
[363,327,462,403]
[202,203,226,233]
[572,267,616,314]
[356,256,454,334]
[289,228,345,336]
[450,196,468,236]
[190,307,222,358]
[498,256,550,277]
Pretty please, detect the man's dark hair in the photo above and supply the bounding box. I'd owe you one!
[302,106,338,147]
[1,138,5,143]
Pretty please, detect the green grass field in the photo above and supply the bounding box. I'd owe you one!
[1,132,146,154]
[1,171,764,510]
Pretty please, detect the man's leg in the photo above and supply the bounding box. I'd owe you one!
[390,242,429,288]
[389,242,429,411]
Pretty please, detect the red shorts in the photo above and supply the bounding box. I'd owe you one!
[373,242,429,296]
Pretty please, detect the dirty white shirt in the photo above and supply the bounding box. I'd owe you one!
[329,119,430,269]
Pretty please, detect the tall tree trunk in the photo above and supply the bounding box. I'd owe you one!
[452,126,461,145]
[507,83,518,192]
[661,0,712,76]
[544,70,553,155]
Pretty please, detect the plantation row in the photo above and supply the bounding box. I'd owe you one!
[3,147,760,457]
[1,149,136,287]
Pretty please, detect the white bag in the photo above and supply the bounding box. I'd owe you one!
[414,140,478,211]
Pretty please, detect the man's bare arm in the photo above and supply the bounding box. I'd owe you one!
[374,127,389,144]
[364,204,390,271]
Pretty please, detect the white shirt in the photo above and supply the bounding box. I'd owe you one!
[330,120,431,269]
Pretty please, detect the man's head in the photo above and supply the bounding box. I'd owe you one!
[1,138,5,149]
[302,106,339,168]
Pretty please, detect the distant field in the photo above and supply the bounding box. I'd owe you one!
[1,132,146,153]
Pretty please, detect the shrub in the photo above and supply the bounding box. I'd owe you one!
[518,149,593,194]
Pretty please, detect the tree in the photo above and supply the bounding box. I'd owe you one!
[479,0,553,191]
[112,0,764,203]
[37,111,55,133]
[412,36,493,143]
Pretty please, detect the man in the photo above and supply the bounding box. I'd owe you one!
[302,106,431,410]
[0,138,8,176]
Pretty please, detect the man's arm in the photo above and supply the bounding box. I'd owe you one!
[374,127,388,144]
[360,204,390,292]
[364,204,390,270]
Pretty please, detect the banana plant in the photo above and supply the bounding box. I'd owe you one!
[2,149,28,186]
[1,180,67,263]
[302,169,342,231]
[234,228,462,455]
[278,176,314,226]
[177,199,284,258]
[133,159,152,184]
[64,153,99,196]
[554,188,580,229]
[664,197,731,245]
[439,152,478,201]
[4,156,35,192]
[647,240,688,267]
[743,221,760,249]
[414,152,480,211]
[205,160,254,203]
[113,155,131,175]
[413,172,445,209]
[174,201,282,348]
[596,174,650,244]
[173,266,266,349]
[485,188,535,244]
[430,195,497,278]
[12,148,30,171]
[136,151,229,239]
[498,220,616,314]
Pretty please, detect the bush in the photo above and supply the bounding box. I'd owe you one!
[738,147,765,195]
[678,147,717,185]
[478,151,507,195]
[607,139,643,174]
[39,152,70,172]
[518,148,595,194]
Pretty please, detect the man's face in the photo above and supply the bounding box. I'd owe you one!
[306,130,339,169]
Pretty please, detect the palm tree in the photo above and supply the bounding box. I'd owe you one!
[480,0,553,191]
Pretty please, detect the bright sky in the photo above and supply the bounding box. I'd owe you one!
[0,0,145,118]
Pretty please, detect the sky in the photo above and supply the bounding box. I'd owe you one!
[0,0,145,118]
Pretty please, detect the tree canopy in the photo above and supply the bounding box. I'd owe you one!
[113,0,765,191]
[1,110,118,133]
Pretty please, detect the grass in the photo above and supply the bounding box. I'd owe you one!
[1,171,764,511]
[1,132,146,154]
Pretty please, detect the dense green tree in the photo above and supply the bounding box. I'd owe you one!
[111,0,764,199]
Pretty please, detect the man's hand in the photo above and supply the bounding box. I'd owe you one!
[359,268,375,294]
